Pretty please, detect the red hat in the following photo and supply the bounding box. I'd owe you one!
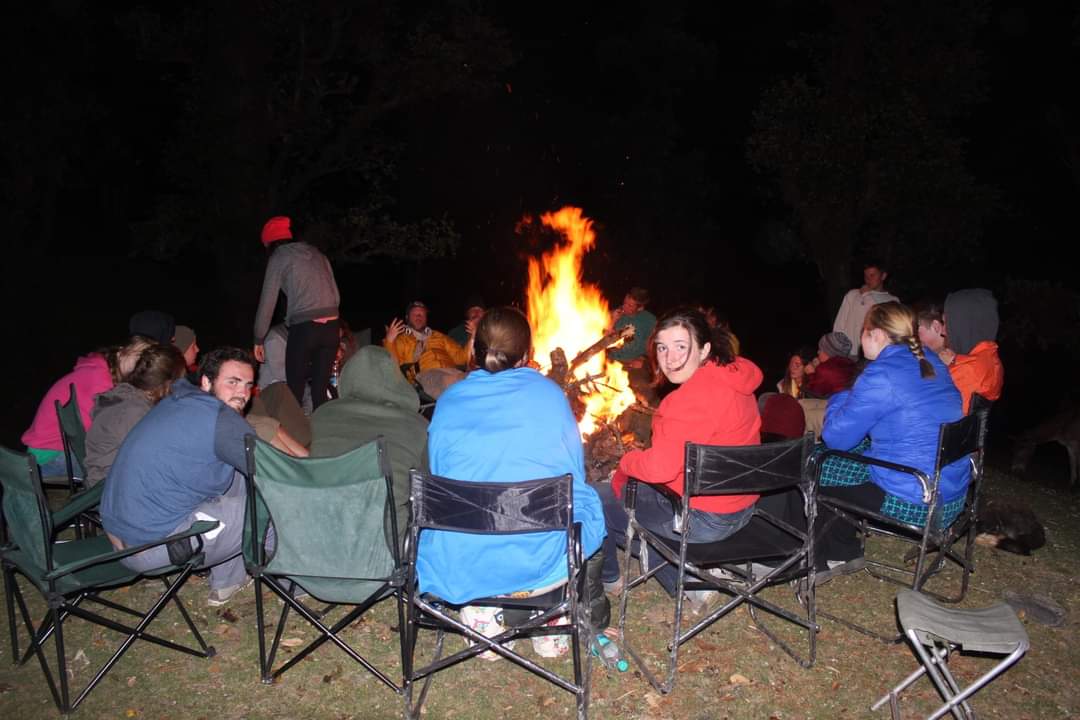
[261,216,292,246]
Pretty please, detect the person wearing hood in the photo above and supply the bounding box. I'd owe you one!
[595,307,766,609]
[832,261,900,358]
[939,288,1003,415]
[84,344,186,487]
[309,345,430,546]
[252,215,341,411]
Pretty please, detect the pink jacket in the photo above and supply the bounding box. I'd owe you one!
[21,354,114,451]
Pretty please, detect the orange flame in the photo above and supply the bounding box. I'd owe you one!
[526,207,637,437]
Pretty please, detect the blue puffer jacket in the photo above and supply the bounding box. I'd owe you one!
[822,344,967,504]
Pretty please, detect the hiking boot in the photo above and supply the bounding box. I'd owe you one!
[207,579,253,607]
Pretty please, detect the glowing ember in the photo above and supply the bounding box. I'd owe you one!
[526,207,637,437]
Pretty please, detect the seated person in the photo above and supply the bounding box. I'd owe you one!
[815,302,966,575]
[700,305,741,356]
[803,331,856,399]
[129,309,176,345]
[384,300,468,399]
[22,337,152,478]
[416,306,610,650]
[776,345,816,398]
[594,307,766,611]
[939,288,1003,414]
[447,295,485,349]
[84,344,186,487]
[100,347,263,606]
[309,345,430,546]
[609,287,657,368]
[173,325,200,374]
[760,393,806,442]
[914,301,947,356]
[257,323,313,413]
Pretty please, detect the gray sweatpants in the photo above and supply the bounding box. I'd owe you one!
[119,473,254,591]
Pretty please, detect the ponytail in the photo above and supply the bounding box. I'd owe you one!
[903,335,936,379]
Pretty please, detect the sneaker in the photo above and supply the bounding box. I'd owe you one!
[814,557,867,587]
[207,579,253,607]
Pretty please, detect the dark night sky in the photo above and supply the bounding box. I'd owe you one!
[3,0,1078,444]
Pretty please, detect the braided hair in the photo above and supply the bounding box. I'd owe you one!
[864,302,936,379]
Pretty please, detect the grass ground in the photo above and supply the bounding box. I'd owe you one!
[1,464,1077,719]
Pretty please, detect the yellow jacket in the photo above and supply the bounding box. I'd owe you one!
[384,330,469,375]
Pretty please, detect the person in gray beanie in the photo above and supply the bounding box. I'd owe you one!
[804,331,857,398]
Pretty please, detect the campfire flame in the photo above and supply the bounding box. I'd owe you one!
[526,207,637,437]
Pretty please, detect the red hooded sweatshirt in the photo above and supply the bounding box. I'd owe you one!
[616,356,764,514]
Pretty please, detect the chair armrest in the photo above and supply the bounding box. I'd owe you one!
[44,520,219,580]
[51,484,104,528]
[815,448,933,504]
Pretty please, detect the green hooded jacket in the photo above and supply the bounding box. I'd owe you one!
[309,346,429,544]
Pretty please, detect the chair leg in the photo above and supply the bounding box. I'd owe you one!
[3,564,17,663]
[54,605,71,713]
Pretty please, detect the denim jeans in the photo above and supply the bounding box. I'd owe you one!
[592,481,754,596]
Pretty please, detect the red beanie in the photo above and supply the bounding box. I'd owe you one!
[261,216,292,246]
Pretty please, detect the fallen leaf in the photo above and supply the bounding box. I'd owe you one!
[219,608,240,623]
[729,673,751,685]
[0,683,14,694]
[679,658,709,673]
[280,637,305,648]
[125,710,138,718]
[322,665,344,684]
[644,692,662,708]
[72,649,90,668]
[126,676,137,687]
[832,681,841,691]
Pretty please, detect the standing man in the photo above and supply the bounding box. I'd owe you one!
[832,260,899,359]
[253,216,340,410]
[100,347,260,606]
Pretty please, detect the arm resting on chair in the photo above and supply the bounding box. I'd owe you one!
[44,520,220,580]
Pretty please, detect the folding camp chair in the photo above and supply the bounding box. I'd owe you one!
[872,589,1029,719]
[242,435,406,691]
[617,433,817,694]
[403,471,592,720]
[813,402,990,642]
[42,383,86,497]
[0,445,216,714]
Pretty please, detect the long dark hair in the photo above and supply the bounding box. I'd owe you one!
[647,306,736,385]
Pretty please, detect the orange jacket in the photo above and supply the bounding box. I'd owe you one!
[948,341,1003,414]
[384,330,469,374]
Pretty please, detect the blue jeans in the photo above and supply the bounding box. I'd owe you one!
[592,481,754,596]
[38,452,84,482]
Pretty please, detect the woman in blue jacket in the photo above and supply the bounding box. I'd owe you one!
[817,302,966,569]
[417,306,610,640]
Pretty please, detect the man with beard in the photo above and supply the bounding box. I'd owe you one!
[100,347,260,606]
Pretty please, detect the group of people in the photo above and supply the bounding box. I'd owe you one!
[17,229,1003,651]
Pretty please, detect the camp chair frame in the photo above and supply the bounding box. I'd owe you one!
[872,588,1029,720]
[813,401,990,643]
[403,471,591,720]
[617,433,818,694]
[43,383,86,498]
[242,435,407,691]
[1,446,216,714]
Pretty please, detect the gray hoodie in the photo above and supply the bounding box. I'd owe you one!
[945,288,999,356]
[253,241,341,344]
[84,383,153,487]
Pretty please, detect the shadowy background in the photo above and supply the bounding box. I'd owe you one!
[3,1,1079,463]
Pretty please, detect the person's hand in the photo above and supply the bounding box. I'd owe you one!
[385,318,406,343]
[253,344,265,363]
[610,307,624,328]
[938,348,956,365]
[465,318,478,336]
[804,357,819,375]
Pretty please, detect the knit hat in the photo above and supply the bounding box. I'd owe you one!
[173,325,197,353]
[261,216,292,246]
[818,331,853,359]
[129,310,176,345]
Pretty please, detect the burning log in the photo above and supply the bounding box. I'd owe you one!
[568,324,635,377]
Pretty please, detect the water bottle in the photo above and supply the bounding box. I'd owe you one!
[590,634,629,672]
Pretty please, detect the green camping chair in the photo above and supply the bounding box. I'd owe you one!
[242,435,406,691]
[0,445,217,714]
[40,383,86,497]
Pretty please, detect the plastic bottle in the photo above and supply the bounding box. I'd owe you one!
[590,634,630,672]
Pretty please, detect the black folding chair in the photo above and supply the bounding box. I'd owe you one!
[242,435,406,691]
[0,445,216,713]
[403,471,592,720]
[813,402,990,642]
[618,433,818,694]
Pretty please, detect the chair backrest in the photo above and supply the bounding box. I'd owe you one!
[242,435,399,604]
[935,410,985,470]
[0,446,54,571]
[408,471,573,536]
[55,383,87,467]
[685,433,815,497]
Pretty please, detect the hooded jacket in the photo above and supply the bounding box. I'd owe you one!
[418,367,605,603]
[944,288,1003,414]
[309,346,429,544]
[823,344,967,504]
[84,383,154,487]
[383,328,468,374]
[22,353,114,453]
[619,357,764,514]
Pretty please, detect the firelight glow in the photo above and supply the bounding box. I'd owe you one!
[526,206,637,437]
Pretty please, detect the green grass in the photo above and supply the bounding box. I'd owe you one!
[2,466,1077,719]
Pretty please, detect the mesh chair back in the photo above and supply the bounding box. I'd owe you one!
[686,434,813,496]
[936,412,983,470]
[243,436,397,604]
[55,383,87,468]
[0,446,53,571]
[410,473,573,534]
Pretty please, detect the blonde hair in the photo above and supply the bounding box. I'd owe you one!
[864,302,935,379]
[472,306,532,373]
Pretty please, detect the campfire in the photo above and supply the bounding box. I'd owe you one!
[525,207,648,480]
